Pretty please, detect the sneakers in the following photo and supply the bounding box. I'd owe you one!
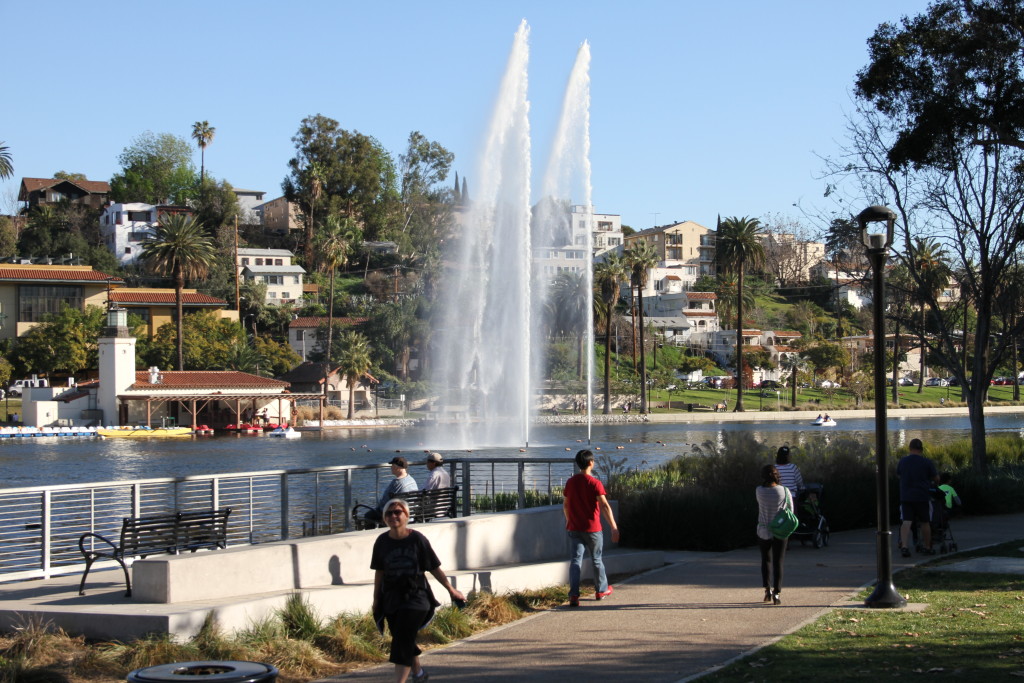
[569,595,580,607]
[900,546,911,558]
[595,586,614,600]
[413,669,429,682]
[763,588,773,603]
[772,592,781,606]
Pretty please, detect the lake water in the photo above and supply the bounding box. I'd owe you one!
[2,413,1021,490]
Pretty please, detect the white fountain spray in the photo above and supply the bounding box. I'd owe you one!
[537,41,593,442]
[433,20,533,447]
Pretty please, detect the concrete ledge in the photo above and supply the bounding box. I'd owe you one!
[133,505,617,604]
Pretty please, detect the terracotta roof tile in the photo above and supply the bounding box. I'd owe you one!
[20,177,111,194]
[111,291,227,305]
[683,310,718,317]
[772,331,802,337]
[0,265,122,282]
[289,316,367,329]
[687,292,716,299]
[128,371,289,390]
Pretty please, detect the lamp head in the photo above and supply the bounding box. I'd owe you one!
[858,205,896,253]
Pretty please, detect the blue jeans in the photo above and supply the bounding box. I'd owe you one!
[568,530,607,596]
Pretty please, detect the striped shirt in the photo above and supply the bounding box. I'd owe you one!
[756,485,792,541]
[776,463,804,497]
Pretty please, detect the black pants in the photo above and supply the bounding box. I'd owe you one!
[758,536,787,593]
[386,608,430,666]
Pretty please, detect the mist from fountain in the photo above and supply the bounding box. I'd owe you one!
[431,24,593,448]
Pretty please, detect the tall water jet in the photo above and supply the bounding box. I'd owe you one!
[535,41,594,442]
[432,20,534,447]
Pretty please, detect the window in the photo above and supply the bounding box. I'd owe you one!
[264,275,283,285]
[608,237,621,246]
[293,276,300,284]
[128,211,149,222]
[256,258,264,266]
[18,285,84,322]
[281,291,290,299]
[124,247,131,254]
[241,258,249,266]
[269,292,278,298]
[275,258,283,265]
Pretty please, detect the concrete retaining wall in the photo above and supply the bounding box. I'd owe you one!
[133,504,616,604]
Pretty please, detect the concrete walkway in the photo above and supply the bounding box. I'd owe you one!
[330,512,1024,683]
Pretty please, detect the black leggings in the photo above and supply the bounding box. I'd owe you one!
[385,608,430,666]
[758,536,787,593]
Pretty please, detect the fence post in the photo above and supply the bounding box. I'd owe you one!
[41,490,51,578]
[517,462,526,510]
[344,468,353,531]
[280,473,290,540]
[461,461,471,517]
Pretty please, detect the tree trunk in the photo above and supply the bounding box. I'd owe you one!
[603,312,612,414]
[175,269,185,371]
[891,321,900,406]
[917,304,926,393]
[734,265,745,411]
[638,288,648,413]
[347,380,356,420]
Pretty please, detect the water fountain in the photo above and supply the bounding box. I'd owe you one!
[432,23,594,448]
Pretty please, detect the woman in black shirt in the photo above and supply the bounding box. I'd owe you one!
[371,497,465,683]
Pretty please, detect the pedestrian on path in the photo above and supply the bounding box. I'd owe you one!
[775,446,804,498]
[371,497,465,683]
[897,438,939,557]
[756,463,791,605]
[563,449,620,607]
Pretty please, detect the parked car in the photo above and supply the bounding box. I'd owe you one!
[924,377,949,387]
[898,377,915,386]
[7,377,48,397]
[947,376,960,386]
[993,377,1017,385]
[759,380,784,389]
[817,379,840,388]
[704,376,732,389]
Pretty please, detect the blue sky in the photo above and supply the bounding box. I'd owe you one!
[1,1,931,235]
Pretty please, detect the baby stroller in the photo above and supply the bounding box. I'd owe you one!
[929,488,959,553]
[791,483,830,548]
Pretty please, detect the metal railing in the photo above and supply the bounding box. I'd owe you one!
[0,458,576,583]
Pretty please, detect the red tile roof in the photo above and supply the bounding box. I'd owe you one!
[20,177,111,194]
[0,265,122,283]
[128,371,289,391]
[289,316,367,329]
[772,331,802,337]
[687,292,716,299]
[683,310,718,317]
[111,291,227,305]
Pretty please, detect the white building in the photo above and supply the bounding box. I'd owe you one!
[99,203,194,266]
[236,248,306,305]
[534,204,624,279]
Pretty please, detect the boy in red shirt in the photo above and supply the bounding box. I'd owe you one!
[563,449,620,607]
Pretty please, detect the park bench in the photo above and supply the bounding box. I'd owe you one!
[352,486,459,530]
[77,508,232,597]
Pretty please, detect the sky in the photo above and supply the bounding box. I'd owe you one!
[0,1,934,236]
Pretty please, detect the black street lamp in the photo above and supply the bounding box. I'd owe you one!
[859,205,907,609]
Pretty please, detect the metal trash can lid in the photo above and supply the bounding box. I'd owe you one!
[127,661,278,683]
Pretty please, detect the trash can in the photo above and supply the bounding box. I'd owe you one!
[127,661,277,683]
[687,403,694,412]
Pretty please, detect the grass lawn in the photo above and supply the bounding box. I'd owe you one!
[703,540,1024,681]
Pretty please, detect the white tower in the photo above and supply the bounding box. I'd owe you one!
[97,302,136,426]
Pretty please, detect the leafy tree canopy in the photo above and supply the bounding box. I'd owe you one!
[142,310,245,371]
[11,305,106,376]
[110,131,197,205]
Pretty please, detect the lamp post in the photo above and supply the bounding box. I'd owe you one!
[859,205,907,609]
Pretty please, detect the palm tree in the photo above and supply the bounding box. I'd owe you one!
[780,354,807,408]
[624,240,659,412]
[713,274,755,333]
[716,216,766,411]
[549,271,590,380]
[191,122,216,186]
[594,255,627,413]
[337,331,373,419]
[140,214,217,371]
[318,214,356,364]
[0,141,12,180]
[304,162,325,268]
[910,237,950,393]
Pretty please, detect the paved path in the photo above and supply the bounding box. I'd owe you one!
[329,512,1024,682]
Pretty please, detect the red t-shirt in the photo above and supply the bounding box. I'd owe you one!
[564,473,606,533]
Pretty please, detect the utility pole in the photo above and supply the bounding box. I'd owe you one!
[234,216,241,312]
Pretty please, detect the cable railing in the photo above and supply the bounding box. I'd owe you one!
[0,458,576,582]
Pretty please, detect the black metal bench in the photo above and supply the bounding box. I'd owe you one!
[77,508,232,597]
[353,486,459,529]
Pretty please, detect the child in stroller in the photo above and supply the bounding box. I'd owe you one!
[911,474,960,554]
[791,483,830,548]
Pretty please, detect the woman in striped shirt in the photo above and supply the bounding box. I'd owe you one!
[775,446,803,497]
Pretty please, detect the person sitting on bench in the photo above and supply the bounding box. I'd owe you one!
[364,456,419,523]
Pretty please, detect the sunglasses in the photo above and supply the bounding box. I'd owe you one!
[385,509,406,517]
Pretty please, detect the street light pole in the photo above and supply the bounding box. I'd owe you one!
[859,205,907,609]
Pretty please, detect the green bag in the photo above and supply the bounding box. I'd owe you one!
[770,487,798,539]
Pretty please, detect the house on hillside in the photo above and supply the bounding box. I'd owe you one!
[287,316,367,361]
[276,360,385,416]
[236,248,305,305]
[256,196,302,235]
[0,264,123,342]
[624,220,715,273]
[109,288,237,337]
[98,203,193,266]
[18,177,110,213]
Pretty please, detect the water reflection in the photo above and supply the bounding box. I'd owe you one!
[1,413,1021,490]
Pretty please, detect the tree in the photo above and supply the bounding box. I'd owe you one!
[0,216,16,258]
[140,214,218,370]
[192,177,240,231]
[780,354,808,407]
[282,115,399,264]
[142,310,246,371]
[11,305,106,376]
[53,170,87,182]
[594,255,628,413]
[801,342,850,385]
[908,237,950,392]
[110,132,197,205]
[548,271,590,381]
[0,141,11,180]
[318,214,357,363]
[191,121,215,186]
[716,216,766,411]
[624,240,658,412]
[398,131,454,261]
[846,0,1024,471]
[337,330,373,419]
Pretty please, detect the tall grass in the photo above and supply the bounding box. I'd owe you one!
[614,432,1024,550]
